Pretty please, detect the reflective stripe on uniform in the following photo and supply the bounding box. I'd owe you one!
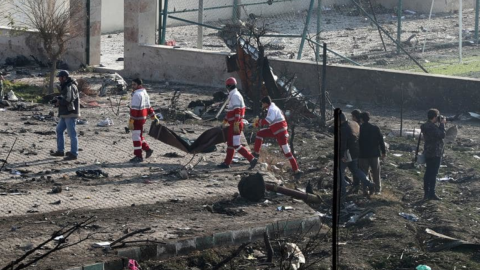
[273,127,288,135]
[233,135,241,145]
[281,144,291,154]
[132,130,142,141]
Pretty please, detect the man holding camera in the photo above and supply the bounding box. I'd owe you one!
[420,109,446,201]
[50,70,80,161]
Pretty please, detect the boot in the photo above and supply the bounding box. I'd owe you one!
[145,149,154,158]
[50,151,65,157]
[217,162,230,169]
[429,194,442,201]
[248,158,258,170]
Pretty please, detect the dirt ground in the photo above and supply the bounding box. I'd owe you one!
[140,103,480,270]
[0,70,322,269]
[2,69,480,270]
[101,5,480,78]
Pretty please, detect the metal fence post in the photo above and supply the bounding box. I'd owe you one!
[397,0,402,54]
[161,0,169,44]
[197,0,204,49]
[233,0,239,22]
[315,0,322,61]
[158,0,163,45]
[459,0,463,63]
[297,0,315,60]
[475,0,479,43]
[320,43,327,127]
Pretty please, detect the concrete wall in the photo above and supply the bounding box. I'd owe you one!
[122,6,480,112]
[373,0,476,13]
[101,0,125,33]
[268,59,480,111]
[0,0,102,68]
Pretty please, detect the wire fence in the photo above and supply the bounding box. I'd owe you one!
[159,0,480,78]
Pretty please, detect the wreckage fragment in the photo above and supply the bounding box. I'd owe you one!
[230,37,318,118]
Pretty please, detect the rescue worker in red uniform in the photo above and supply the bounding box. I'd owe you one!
[218,77,258,169]
[128,78,159,162]
[253,96,303,177]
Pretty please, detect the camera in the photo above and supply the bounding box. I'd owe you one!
[50,96,62,106]
[437,115,445,122]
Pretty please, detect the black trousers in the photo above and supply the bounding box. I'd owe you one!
[424,157,441,197]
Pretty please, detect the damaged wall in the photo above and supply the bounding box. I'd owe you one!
[123,43,480,111]
[268,59,480,112]
[0,27,84,68]
[123,0,480,112]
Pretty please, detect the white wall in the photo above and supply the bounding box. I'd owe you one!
[101,0,125,33]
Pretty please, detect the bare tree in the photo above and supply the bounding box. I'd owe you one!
[10,0,84,94]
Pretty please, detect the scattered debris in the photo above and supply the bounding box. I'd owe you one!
[97,118,114,127]
[399,212,419,222]
[49,186,62,194]
[282,243,305,270]
[75,169,109,178]
[426,228,480,251]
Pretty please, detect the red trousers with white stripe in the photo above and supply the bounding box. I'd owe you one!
[224,121,254,165]
[132,120,151,158]
[254,128,299,172]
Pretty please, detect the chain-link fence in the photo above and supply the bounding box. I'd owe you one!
[159,0,480,78]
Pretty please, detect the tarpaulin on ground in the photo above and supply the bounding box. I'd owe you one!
[148,122,229,154]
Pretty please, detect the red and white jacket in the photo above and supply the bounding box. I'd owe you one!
[224,88,245,123]
[130,88,155,121]
[260,102,288,135]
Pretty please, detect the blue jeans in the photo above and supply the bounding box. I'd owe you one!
[56,117,78,156]
[424,157,441,197]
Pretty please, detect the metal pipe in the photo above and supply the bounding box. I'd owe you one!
[421,0,435,54]
[459,0,463,63]
[168,15,223,31]
[332,108,341,270]
[476,0,480,43]
[368,0,387,52]
[265,183,322,203]
[233,0,238,22]
[350,0,428,73]
[158,0,163,45]
[316,0,322,61]
[86,0,90,65]
[306,38,362,66]
[321,43,327,127]
[397,0,402,54]
[161,0,169,44]
[297,0,315,60]
[197,0,204,49]
[263,34,302,38]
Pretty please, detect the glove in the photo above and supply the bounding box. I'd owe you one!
[151,115,160,125]
[233,121,240,134]
[253,117,260,128]
[128,119,134,131]
[222,119,229,128]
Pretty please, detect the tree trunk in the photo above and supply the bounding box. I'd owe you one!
[48,59,57,94]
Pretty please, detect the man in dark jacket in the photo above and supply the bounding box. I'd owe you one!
[349,109,362,192]
[340,112,374,202]
[50,70,80,161]
[359,112,386,194]
[420,108,446,200]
